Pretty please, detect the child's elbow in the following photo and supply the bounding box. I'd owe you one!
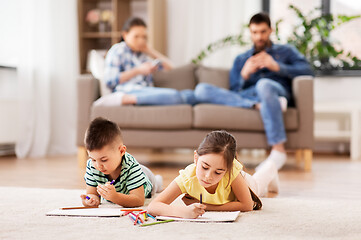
[147,202,155,212]
[242,202,254,212]
[135,197,145,207]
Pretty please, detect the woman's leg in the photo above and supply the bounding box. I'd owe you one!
[127,87,192,105]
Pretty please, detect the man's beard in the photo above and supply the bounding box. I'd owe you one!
[254,40,271,52]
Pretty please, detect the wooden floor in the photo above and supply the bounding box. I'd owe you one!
[1,149,360,200]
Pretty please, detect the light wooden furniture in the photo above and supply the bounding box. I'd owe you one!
[314,101,361,160]
[77,0,167,74]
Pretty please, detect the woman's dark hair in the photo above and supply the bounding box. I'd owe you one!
[84,117,123,151]
[249,12,271,28]
[197,130,237,183]
[120,17,147,41]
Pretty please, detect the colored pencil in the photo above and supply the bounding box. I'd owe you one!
[129,212,142,225]
[129,214,138,225]
[121,209,143,212]
[60,206,98,210]
[200,193,203,204]
[135,213,144,224]
[140,220,174,227]
[147,213,156,220]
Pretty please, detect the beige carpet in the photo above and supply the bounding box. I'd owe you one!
[1,187,360,240]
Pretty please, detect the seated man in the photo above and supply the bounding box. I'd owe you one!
[194,12,314,170]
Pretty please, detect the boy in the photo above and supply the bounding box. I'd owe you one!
[81,117,162,207]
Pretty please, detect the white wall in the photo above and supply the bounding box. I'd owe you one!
[0,1,21,144]
[0,0,21,67]
[166,0,261,68]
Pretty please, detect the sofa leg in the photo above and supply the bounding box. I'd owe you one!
[303,149,312,171]
[295,149,303,167]
[78,147,88,169]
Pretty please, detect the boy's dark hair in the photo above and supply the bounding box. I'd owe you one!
[249,12,271,28]
[85,117,122,151]
[197,130,237,184]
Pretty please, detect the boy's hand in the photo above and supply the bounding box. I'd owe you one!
[183,203,206,219]
[97,183,117,202]
[80,194,100,207]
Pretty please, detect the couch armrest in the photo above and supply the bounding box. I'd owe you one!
[77,74,100,146]
[292,75,314,148]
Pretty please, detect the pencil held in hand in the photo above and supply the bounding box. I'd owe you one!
[200,193,202,204]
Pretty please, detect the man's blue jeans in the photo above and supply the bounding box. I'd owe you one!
[127,87,197,106]
[194,79,290,145]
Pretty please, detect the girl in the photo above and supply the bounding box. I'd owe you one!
[147,130,279,219]
[99,17,196,106]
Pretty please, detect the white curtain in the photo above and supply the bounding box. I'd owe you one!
[16,0,78,158]
[167,0,261,68]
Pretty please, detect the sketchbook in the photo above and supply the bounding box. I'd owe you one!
[156,211,240,222]
[46,207,122,217]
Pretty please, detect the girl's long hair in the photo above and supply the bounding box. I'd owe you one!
[196,130,237,186]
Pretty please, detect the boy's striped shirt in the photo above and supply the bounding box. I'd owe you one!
[84,152,153,200]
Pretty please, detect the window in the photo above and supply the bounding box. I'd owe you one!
[264,0,361,73]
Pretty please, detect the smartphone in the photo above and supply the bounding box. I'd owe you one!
[152,59,161,67]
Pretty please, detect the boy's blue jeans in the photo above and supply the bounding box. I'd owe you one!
[127,87,197,106]
[194,79,290,146]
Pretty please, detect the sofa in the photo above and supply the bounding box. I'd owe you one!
[77,64,314,170]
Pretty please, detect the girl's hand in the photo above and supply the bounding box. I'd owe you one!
[80,194,100,207]
[182,194,198,206]
[183,203,206,219]
[97,183,117,202]
[137,62,157,75]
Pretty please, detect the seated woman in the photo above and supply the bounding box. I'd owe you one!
[100,17,195,106]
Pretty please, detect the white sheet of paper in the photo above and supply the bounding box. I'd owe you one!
[156,211,240,222]
[46,208,122,217]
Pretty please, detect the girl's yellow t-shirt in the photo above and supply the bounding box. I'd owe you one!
[175,159,243,205]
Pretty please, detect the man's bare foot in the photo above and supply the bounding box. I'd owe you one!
[122,94,137,105]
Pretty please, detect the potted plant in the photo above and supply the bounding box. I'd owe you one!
[192,4,361,75]
[276,4,361,75]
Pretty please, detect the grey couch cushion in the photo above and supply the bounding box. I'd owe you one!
[153,63,197,90]
[195,65,229,89]
[193,104,298,131]
[91,105,193,130]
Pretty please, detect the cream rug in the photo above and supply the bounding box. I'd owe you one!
[1,187,360,240]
